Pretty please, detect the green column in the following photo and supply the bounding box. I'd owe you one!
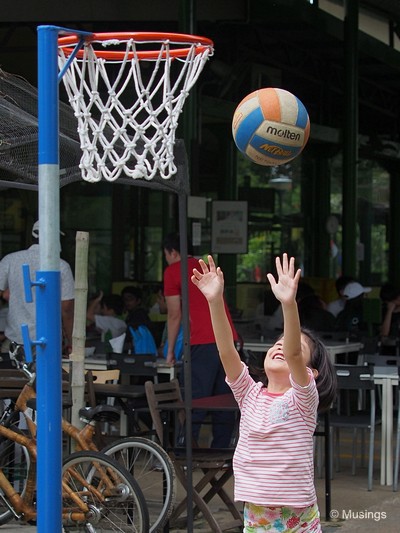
[179,0,198,190]
[342,0,359,276]
[389,170,400,286]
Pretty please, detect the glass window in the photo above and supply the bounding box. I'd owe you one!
[236,155,305,282]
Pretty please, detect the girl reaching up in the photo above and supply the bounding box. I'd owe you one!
[192,253,336,532]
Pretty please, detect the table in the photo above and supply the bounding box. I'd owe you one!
[92,382,148,435]
[62,355,180,380]
[372,366,399,486]
[243,339,363,364]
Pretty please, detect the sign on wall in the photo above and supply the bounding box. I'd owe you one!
[211,201,248,254]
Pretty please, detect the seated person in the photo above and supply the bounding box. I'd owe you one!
[121,286,157,352]
[335,281,371,338]
[121,286,152,330]
[327,275,355,318]
[379,283,400,354]
[380,283,400,338]
[86,291,126,350]
[298,293,335,332]
[149,284,167,315]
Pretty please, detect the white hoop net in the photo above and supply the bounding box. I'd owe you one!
[58,34,213,182]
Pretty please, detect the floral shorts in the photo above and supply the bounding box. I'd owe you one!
[243,502,321,532]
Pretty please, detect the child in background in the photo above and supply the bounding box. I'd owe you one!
[192,253,336,532]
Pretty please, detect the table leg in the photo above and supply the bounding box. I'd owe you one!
[386,381,393,486]
[380,381,387,485]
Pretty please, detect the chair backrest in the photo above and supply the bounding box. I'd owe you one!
[334,364,374,390]
[144,378,184,445]
[362,353,400,367]
[108,353,158,378]
[89,369,120,384]
[0,368,29,398]
[333,364,376,418]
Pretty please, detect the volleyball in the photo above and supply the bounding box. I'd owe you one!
[232,88,310,166]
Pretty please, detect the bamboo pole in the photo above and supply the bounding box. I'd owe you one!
[69,231,89,444]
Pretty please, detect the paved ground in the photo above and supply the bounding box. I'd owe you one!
[4,468,400,532]
[3,429,400,532]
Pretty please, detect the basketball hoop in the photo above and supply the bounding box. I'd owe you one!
[57,32,214,182]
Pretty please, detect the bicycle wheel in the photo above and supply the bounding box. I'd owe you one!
[0,415,31,525]
[62,450,149,533]
[102,437,176,532]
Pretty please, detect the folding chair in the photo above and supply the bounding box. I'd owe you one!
[107,353,158,435]
[107,353,158,384]
[362,353,400,367]
[330,364,381,490]
[392,367,400,491]
[145,379,242,533]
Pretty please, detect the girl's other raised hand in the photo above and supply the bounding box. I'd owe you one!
[191,255,224,303]
[266,253,301,305]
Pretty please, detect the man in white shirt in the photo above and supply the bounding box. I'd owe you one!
[0,221,74,354]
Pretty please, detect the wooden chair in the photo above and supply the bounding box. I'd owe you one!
[144,379,242,533]
[87,368,121,416]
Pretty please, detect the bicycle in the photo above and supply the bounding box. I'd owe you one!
[0,423,149,531]
[0,346,175,532]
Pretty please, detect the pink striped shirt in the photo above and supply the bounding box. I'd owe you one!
[228,363,319,507]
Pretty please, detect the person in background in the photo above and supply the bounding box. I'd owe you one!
[0,220,74,356]
[149,284,167,315]
[87,291,124,324]
[297,292,336,332]
[86,291,126,343]
[335,281,371,336]
[121,286,152,330]
[162,232,238,448]
[327,275,355,318]
[379,283,400,355]
[121,285,158,353]
[192,253,336,532]
[258,281,335,333]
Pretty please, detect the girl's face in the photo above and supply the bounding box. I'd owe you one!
[264,333,312,375]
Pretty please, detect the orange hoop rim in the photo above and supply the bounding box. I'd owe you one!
[58,32,214,60]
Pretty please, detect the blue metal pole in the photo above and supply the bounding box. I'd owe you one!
[37,25,62,533]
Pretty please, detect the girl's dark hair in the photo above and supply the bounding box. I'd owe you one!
[249,328,337,413]
[302,328,337,412]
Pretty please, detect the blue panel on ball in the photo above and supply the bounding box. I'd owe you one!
[295,99,309,129]
[235,108,264,152]
[250,133,301,161]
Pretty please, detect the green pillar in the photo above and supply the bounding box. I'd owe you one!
[342,0,359,276]
[179,0,198,190]
[218,138,238,309]
[389,170,400,286]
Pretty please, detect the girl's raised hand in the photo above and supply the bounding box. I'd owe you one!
[266,253,301,305]
[191,255,224,303]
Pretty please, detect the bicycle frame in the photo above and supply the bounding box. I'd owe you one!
[0,372,129,524]
[0,421,131,524]
[0,424,37,521]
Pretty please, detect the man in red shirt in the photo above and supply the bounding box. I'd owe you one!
[162,233,238,448]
